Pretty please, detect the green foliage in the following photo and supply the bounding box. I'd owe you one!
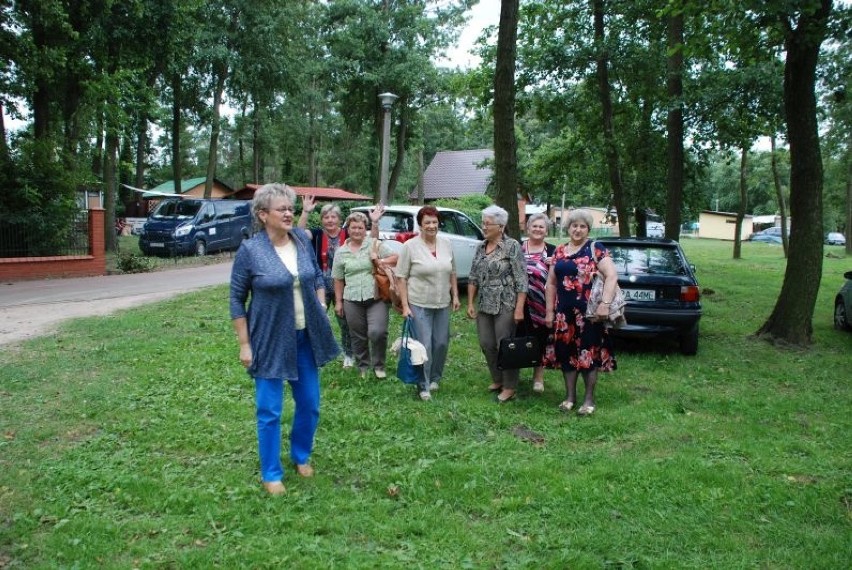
[434,194,492,220]
[0,240,849,567]
[114,251,154,274]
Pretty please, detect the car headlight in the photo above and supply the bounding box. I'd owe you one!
[174,224,193,238]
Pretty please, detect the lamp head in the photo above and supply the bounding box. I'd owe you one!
[378,92,398,109]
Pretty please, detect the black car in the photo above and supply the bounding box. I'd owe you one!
[595,237,702,355]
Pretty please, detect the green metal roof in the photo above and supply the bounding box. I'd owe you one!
[148,177,207,195]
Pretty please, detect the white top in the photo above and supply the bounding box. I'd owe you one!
[396,235,456,308]
[275,241,305,329]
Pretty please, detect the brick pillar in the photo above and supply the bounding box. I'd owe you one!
[89,208,106,274]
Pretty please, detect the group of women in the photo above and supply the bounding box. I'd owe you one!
[230,183,618,494]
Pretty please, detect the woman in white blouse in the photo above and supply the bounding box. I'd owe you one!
[396,206,461,401]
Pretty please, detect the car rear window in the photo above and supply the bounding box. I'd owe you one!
[604,245,688,276]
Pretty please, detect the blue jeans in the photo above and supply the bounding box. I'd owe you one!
[409,304,451,391]
[254,330,320,482]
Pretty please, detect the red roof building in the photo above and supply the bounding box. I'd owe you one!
[231,184,371,202]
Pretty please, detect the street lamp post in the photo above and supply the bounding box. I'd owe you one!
[378,92,398,204]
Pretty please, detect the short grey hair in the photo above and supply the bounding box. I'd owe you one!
[525,213,551,232]
[482,205,509,227]
[252,183,296,227]
[320,203,341,220]
[344,211,369,229]
[563,209,594,231]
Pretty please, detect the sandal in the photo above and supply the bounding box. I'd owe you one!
[487,383,502,393]
[558,400,574,413]
[496,390,516,403]
[577,404,596,416]
[533,380,545,393]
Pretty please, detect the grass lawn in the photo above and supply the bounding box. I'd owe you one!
[1,239,849,568]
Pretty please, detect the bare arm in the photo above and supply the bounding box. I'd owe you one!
[594,255,619,320]
[466,283,478,319]
[334,279,345,317]
[450,273,460,311]
[298,194,317,238]
[544,268,556,328]
[368,203,384,239]
[397,277,411,318]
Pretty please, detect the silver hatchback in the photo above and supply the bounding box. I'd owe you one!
[351,205,483,283]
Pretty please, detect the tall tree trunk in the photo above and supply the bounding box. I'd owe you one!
[593,0,629,237]
[171,74,183,194]
[0,102,8,165]
[494,0,521,239]
[770,135,789,257]
[733,146,747,259]
[416,147,425,205]
[253,109,261,183]
[104,130,119,252]
[845,134,852,256]
[757,0,831,345]
[388,103,408,203]
[204,63,228,199]
[664,6,684,241]
[135,116,147,189]
[91,112,104,179]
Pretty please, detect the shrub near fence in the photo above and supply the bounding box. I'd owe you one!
[0,209,106,280]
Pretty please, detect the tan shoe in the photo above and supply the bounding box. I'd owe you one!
[294,464,315,478]
[263,481,286,495]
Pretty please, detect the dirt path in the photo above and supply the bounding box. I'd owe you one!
[0,262,233,347]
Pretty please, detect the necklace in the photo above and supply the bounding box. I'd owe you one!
[565,240,586,256]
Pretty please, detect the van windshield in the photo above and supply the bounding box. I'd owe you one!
[151,200,201,219]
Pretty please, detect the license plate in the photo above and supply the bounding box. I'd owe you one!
[623,289,655,301]
[150,242,165,248]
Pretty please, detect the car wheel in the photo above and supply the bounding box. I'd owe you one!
[679,323,699,355]
[195,240,207,256]
[835,297,851,331]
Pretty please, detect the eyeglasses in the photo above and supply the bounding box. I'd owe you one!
[482,222,502,228]
[266,206,295,214]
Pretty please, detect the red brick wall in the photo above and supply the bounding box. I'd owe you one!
[0,209,107,281]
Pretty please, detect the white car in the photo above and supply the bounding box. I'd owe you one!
[351,205,483,283]
[825,232,846,246]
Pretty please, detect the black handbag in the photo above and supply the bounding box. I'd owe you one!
[497,335,541,370]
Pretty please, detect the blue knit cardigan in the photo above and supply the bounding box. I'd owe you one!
[230,228,341,379]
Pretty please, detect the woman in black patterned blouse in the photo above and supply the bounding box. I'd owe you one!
[466,205,528,403]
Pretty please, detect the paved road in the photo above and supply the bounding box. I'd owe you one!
[0,262,233,346]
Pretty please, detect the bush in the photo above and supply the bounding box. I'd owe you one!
[115,251,154,274]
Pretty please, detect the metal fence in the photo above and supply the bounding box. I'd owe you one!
[0,211,90,257]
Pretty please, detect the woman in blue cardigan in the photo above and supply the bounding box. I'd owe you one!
[230,183,340,495]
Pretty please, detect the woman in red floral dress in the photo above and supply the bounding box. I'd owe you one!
[545,209,619,416]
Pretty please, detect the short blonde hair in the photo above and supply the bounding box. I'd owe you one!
[252,183,296,227]
[344,211,369,229]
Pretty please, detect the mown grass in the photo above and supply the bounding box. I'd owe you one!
[1,239,850,568]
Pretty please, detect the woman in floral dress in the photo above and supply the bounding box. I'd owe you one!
[545,209,618,416]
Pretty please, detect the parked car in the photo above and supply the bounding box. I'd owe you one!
[825,232,846,246]
[139,198,252,257]
[834,270,852,331]
[749,234,783,244]
[350,205,483,283]
[595,237,702,355]
[753,226,784,238]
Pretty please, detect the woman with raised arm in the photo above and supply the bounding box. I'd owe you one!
[332,208,398,379]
